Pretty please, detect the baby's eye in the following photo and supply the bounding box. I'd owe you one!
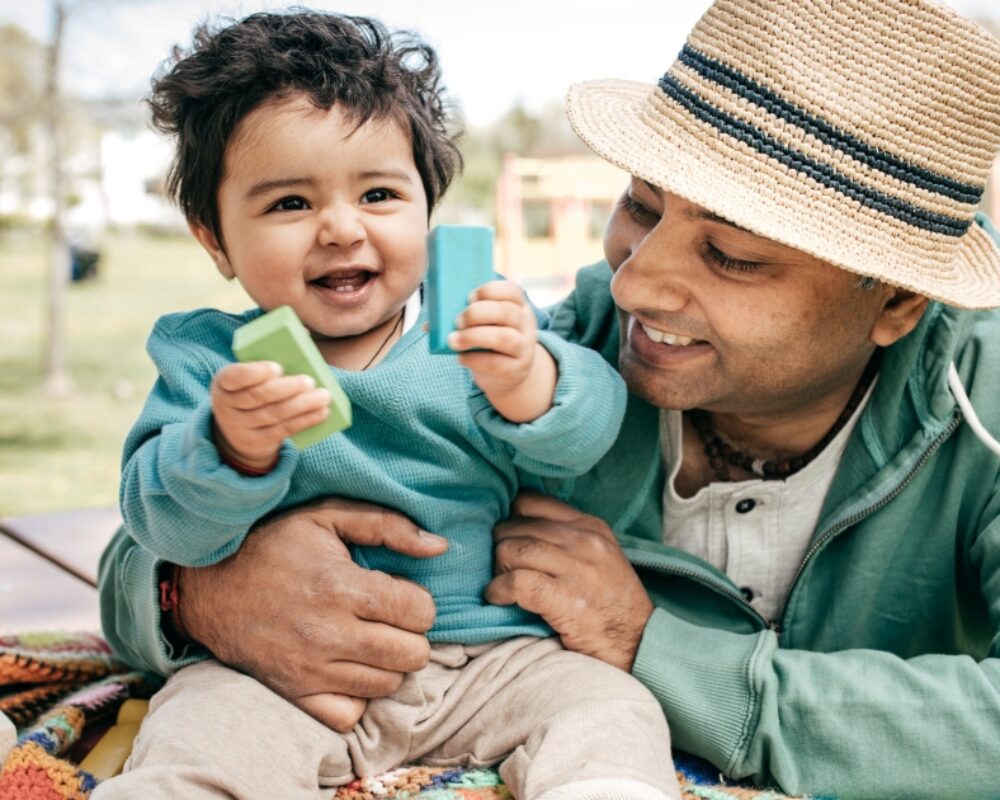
[360,188,398,204]
[270,196,309,212]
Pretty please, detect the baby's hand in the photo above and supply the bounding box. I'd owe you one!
[211,361,330,471]
[448,281,556,423]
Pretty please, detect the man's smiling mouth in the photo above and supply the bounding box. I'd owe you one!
[640,323,704,347]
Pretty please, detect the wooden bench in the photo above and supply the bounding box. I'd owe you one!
[0,507,119,633]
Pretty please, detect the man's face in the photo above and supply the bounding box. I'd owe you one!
[605,179,891,416]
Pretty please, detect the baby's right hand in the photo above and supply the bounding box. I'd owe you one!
[211,361,330,470]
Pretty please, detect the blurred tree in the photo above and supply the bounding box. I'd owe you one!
[0,25,46,155]
[44,0,72,395]
[447,100,589,221]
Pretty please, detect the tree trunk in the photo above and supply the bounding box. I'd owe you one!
[43,0,71,396]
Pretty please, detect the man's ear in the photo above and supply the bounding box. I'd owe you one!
[188,220,234,279]
[870,288,930,347]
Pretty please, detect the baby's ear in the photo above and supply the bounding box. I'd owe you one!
[188,220,235,279]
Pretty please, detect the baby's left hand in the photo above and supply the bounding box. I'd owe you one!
[448,280,540,399]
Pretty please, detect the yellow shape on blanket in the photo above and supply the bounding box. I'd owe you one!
[79,699,149,779]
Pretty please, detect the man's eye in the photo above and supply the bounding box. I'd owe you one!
[361,188,397,204]
[704,242,761,273]
[270,196,308,212]
[621,193,659,224]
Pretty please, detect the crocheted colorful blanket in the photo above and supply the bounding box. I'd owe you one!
[0,631,803,800]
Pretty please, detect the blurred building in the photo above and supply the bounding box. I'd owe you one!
[496,153,626,305]
[0,96,183,234]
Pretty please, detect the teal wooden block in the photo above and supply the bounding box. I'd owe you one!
[426,225,495,354]
[232,306,352,448]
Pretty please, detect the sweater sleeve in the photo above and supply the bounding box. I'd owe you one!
[98,524,208,675]
[119,313,299,567]
[467,329,627,479]
[632,487,1000,799]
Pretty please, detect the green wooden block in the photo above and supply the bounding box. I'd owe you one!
[232,306,352,448]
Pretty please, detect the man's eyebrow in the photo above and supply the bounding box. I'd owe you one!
[640,179,663,196]
[684,206,752,233]
[245,178,314,199]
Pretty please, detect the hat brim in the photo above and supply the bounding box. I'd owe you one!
[566,79,1000,309]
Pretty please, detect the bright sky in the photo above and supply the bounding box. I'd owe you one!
[1,0,997,126]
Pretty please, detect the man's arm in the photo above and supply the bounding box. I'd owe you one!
[99,497,447,730]
[487,492,1000,799]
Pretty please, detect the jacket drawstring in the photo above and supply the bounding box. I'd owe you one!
[948,362,1000,457]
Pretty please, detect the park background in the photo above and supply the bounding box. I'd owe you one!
[1,0,999,518]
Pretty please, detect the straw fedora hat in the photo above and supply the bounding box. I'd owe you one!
[566,0,1000,309]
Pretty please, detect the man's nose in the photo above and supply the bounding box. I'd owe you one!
[610,224,691,315]
[317,205,366,248]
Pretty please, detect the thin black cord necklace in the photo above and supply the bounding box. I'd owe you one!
[688,352,881,482]
[361,311,404,370]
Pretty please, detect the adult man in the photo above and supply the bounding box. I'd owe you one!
[100,0,1000,796]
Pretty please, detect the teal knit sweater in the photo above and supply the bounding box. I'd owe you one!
[120,303,626,643]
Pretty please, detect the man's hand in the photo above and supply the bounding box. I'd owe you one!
[177,498,447,731]
[485,491,653,672]
[211,361,331,470]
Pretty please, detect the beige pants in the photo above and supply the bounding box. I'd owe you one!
[94,637,680,800]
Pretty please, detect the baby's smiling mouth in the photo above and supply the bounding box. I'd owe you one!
[310,269,375,293]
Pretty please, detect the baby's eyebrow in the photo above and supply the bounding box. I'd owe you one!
[244,177,314,199]
[356,169,415,184]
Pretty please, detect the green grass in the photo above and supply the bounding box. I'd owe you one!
[0,230,251,515]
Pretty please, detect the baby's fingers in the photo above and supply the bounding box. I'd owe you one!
[214,361,283,392]
[214,372,317,412]
[252,404,331,443]
[241,388,331,430]
[448,325,524,358]
[457,298,532,333]
[468,280,525,305]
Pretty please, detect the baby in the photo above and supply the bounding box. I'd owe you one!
[98,11,680,800]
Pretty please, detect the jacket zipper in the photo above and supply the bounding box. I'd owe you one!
[781,412,963,636]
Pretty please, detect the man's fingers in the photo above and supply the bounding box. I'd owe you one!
[346,571,438,636]
[492,533,578,577]
[309,499,448,558]
[510,490,584,522]
[483,569,560,617]
[293,693,367,734]
[304,659,410,699]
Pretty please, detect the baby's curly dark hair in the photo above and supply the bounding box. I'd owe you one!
[148,10,463,246]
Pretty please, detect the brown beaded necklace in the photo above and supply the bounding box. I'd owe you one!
[688,353,881,482]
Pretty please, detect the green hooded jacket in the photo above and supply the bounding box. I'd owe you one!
[545,249,1000,799]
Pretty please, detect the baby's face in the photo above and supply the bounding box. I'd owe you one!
[197,93,428,344]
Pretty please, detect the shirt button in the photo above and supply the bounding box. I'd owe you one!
[735,498,757,514]
[741,586,755,602]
